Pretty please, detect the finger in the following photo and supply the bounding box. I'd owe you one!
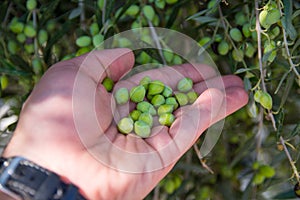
[76,48,135,83]
[194,75,244,94]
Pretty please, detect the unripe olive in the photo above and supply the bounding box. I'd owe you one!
[245,43,256,58]
[130,110,141,121]
[151,94,165,107]
[142,5,155,21]
[258,165,275,178]
[76,36,92,47]
[26,0,37,11]
[173,55,182,65]
[118,37,132,48]
[187,91,198,104]
[165,97,179,110]
[102,77,114,92]
[24,24,36,38]
[130,85,146,103]
[9,21,24,34]
[162,86,173,98]
[175,93,188,106]
[159,113,175,127]
[166,0,178,5]
[32,57,43,75]
[259,91,273,110]
[198,37,211,47]
[242,23,251,38]
[155,0,165,9]
[139,76,152,90]
[254,90,263,103]
[270,26,280,39]
[117,117,134,134]
[93,34,104,47]
[114,88,129,105]
[136,101,156,115]
[232,49,244,62]
[89,22,99,36]
[214,34,222,42]
[148,80,165,95]
[259,8,280,29]
[264,41,276,62]
[217,41,229,55]
[134,120,151,138]
[76,47,92,56]
[24,44,34,54]
[235,12,247,26]
[253,173,265,185]
[229,28,243,42]
[17,33,26,43]
[0,75,9,90]
[177,77,193,92]
[138,112,153,127]
[126,5,140,16]
[38,29,48,45]
[8,40,18,54]
[157,104,174,115]
[163,51,174,63]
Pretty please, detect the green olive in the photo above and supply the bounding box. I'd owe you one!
[138,112,153,127]
[229,28,243,42]
[151,94,165,107]
[126,5,140,16]
[93,34,104,47]
[177,77,193,92]
[102,77,114,92]
[232,49,244,62]
[139,76,152,90]
[162,85,173,97]
[136,101,157,115]
[32,57,43,75]
[114,87,129,105]
[242,23,251,38]
[76,36,92,47]
[245,43,256,58]
[89,22,100,36]
[134,120,151,138]
[130,110,142,121]
[259,91,273,110]
[130,85,146,103]
[157,104,174,115]
[165,97,179,110]
[187,91,198,104]
[0,75,9,90]
[17,33,26,43]
[159,113,175,127]
[8,40,18,55]
[173,55,182,65]
[26,0,37,11]
[258,165,275,178]
[175,93,188,106]
[142,5,155,21]
[198,37,211,47]
[38,29,48,45]
[24,24,36,38]
[234,12,247,26]
[117,117,134,134]
[217,41,229,56]
[148,80,165,95]
[163,50,174,63]
[9,20,24,34]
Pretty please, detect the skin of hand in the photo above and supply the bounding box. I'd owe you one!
[2,48,248,200]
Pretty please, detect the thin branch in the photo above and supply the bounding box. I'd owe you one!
[193,144,214,174]
[254,0,266,92]
[79,0,86,31]
[280,136,300,183]
[277,0,300,79]
[32,9,38,57]
[148,20,167,66]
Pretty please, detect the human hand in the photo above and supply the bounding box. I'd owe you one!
[2,48,248,199]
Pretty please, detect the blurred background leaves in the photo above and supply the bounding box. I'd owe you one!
[0,0,299,199]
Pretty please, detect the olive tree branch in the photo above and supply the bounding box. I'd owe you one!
[277,0,300,79]
[193,144,214,174]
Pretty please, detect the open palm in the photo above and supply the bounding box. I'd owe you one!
[3,48,248,199]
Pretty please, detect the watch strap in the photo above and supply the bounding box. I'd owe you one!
[0,157,87,200]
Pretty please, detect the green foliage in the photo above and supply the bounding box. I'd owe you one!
[0,0,299,199]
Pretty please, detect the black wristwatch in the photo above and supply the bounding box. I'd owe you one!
[0,156,87,200]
